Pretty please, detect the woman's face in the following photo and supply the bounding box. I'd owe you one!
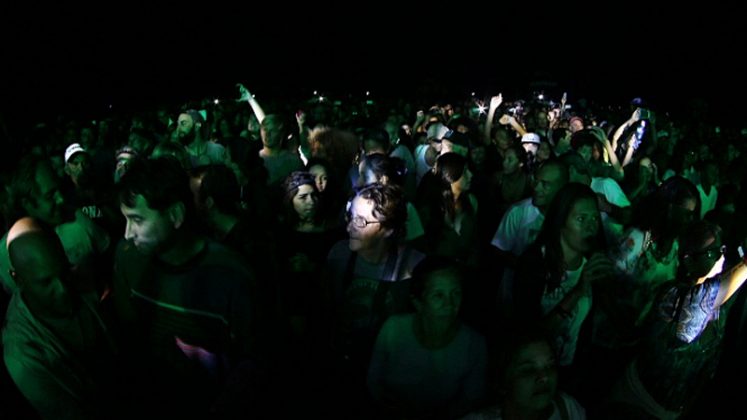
[309,164,329,192]
[415,269,462,324]
[292,184,317,221]
[506,341,558,411]
[346,196,391,252]
[503,149,521,175]
[560,198,600,256]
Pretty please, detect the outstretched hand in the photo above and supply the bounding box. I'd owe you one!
[236,83,252,102]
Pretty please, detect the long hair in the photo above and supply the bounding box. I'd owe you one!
[281,171,318,227]
[359,153,406,187]
[436,152,473,223]
[632,175,700,234]
[533,183,604,290]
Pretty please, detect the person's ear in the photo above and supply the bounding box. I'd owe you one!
[168,202,186,229]
[380,175,389,185]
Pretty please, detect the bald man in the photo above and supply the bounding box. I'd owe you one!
[3,218,117,420]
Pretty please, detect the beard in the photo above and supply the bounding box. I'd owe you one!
[178,127,197,146]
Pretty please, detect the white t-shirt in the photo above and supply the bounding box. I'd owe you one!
[540,259,590,366]
[490,198,544,256]
[591,177,631,246]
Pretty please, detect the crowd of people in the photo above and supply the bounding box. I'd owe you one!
[1,83,746,419]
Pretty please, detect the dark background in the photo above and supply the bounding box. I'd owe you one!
[2,5,745,128]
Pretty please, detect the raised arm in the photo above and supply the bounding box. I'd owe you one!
[714,257,747,307]
[237,83,266,124]
[482,94,503,145]
[499,113,528,137]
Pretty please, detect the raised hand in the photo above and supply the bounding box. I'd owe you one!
[489,94,503,110]
[236,83,252,102]
[580,253,614,292]
[499,114,512,125]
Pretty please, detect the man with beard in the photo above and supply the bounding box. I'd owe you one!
[113,158,265,416]
[176,109,230,168]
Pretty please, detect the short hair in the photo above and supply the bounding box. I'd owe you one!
[192,164,241,216]
[360,153,406,187]
[118,158,195,220]
[361,128,391,153]
[559,151,590,177]
[537,159,570,185]
[354,183,407,242]
[410,257,463,301]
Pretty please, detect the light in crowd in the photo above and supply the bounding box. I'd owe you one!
[214,99,220,105]
[538,94,544,100]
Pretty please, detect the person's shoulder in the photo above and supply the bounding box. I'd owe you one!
[557,391,587,419]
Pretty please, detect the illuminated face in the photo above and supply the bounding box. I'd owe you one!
[503,149,522,175]
[121,194,177,255]
[532,165,565,210]
[560,198,600,255]
[506,341,558,411]
[309,164,329,192]
[27,165,65,226]
[570,118,584,133]
[346,196,390,253]
[415,269,462,324]
[260,116,284,148]
[176,113,196,142]
[522,142,539,156]
[65,153,90,186]
[293,184,318,221]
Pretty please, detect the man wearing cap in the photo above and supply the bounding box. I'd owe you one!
[176,109,230,168]
[64,143,91,189]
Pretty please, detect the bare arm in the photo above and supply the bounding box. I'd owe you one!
[714,258,747,307]
[483,94,503,145]
[237,83,266,124]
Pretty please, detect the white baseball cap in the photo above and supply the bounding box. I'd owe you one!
[64,143,87,163]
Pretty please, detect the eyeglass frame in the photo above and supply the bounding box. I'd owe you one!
[345,211,382,229]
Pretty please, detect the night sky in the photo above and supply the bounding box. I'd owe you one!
[2,6,745,128]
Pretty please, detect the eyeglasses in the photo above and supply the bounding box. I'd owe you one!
[345,212,381,229]
[684,245,726,261]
